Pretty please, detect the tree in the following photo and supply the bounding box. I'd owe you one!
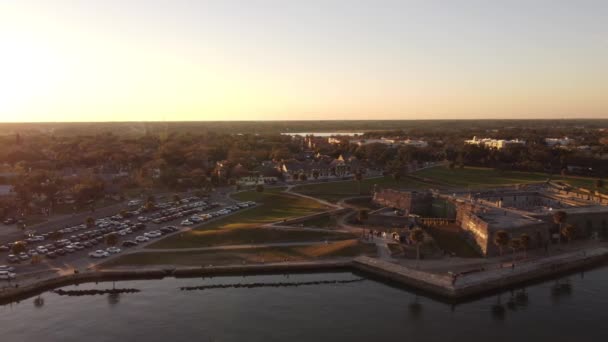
[85,217,95,228]
[357,209,368,224]
[595,179,604,189]
[172,194,181,204]
[354,171,363,195]
[11,241,26,255]
[553,211,567,246]
[50,230,63,241]
[144,200,156,212]
[519,233,531,259]
[312,170,320,180]
[409,228,425,266]
[493,230,510,256]
[562,224,577,244]
[393,172,401,183]
[105,233,119,247]
[509,238,521,265]
[256,184,264,192]
[299,173,308,181]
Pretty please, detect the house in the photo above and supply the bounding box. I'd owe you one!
[280,154,367,182]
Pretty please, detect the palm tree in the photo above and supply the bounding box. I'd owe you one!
[393,172,401,183]
[519,233,530,259]
[105,233,119,248]
[409,228,425,267]
[493,230,510,256]
[509,238,521,265]
[561,224,577,244]
[357,209,369,224]
[553,211,567,246]
[172,194,181,204]
[312,170,320,180]
[11,241,26,255]
[354,171,363,195]
[596,179,604,189]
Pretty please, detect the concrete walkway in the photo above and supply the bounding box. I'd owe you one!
[122,240,330,254]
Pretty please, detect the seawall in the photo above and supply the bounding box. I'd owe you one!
[2,248,607,304]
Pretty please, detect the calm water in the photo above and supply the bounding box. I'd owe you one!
[281,132,363,137]
[2,266,608,342]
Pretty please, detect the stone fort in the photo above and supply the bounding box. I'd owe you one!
[373,182,608,256]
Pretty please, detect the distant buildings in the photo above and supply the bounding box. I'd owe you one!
[329,137,428,148]
[545,137,575,147]
[465,136,525,150]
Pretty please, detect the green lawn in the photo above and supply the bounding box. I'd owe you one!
[149,227,356,249]
[146,190,331,249]
[413,166,604,192]
[292,176,428,202]
[412,166,552,188]
[106,239,376,267]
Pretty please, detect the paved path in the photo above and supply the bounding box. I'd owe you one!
[123,241,330,254]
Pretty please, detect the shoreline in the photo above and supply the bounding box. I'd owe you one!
[2,247,607,305]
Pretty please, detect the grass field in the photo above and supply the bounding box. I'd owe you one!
[414,166,605,192]
[291,176,427,202]
[149,227,356,249]
[412,166,552,188]
[106,239,376,267]
[147,189,332,249]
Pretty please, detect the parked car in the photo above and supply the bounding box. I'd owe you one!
[0,270,17,280]
[144,231,162,238]
[3,218,16,225]
[0,245,9,252]
[122,240,138,247]
[106,247,121,254]
[89,250,109,258]
[7,254,19,263]
[135,236,149,243]
[0,265,16,272]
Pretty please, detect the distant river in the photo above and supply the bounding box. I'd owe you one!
[1,266,608,341]
[281,132,363,137]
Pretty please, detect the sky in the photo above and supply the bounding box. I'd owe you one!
[0,0,607,122]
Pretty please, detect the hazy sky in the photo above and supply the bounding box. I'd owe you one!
[1,0,607,122]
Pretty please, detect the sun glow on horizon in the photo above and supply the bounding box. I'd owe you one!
[1,1,607,122]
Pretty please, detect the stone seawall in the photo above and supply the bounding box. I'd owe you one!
[0,261,350,304]
[353,247,608,300]
[2,249,606,304]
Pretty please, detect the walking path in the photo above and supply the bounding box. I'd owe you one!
[121,241,330,254]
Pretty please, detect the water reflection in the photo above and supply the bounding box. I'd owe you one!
[551,279,573,302]
[408,293,423,319]
[108,292,120,306]
[491,294,506,321]
[33,296,44,309]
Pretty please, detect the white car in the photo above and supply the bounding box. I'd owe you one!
[144,231,162,238]
[0,270,17,280]
[135,236,149,243]
[89,250,109,258]
[181,220,194,226]
[64,245,76,253]
[138,216,148,222]
[0,265,15,272]
[106,247,121,254]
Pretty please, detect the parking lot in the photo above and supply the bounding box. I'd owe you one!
[1,191,256,282]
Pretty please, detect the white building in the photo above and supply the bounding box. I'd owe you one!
[545,137,575,147]
[465,137,525,150]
